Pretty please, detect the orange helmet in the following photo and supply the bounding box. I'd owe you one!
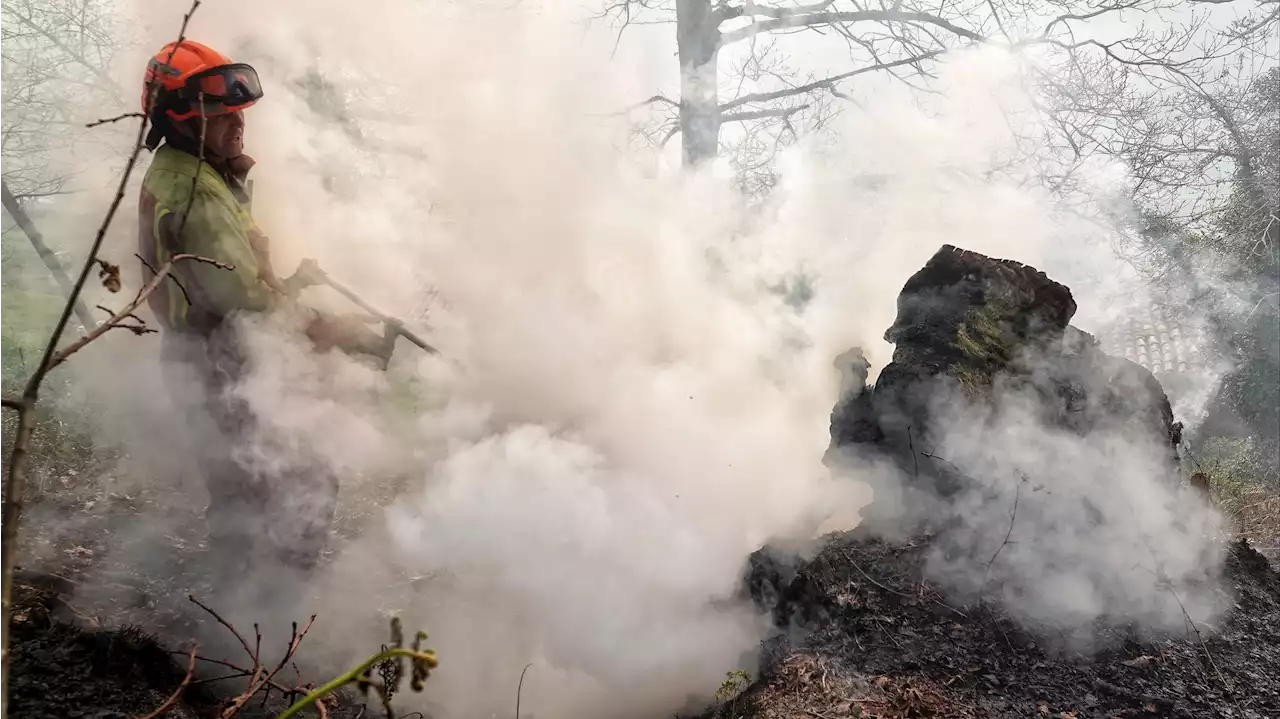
[142,40,263,122]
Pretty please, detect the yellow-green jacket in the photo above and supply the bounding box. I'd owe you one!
[137,144,274,334]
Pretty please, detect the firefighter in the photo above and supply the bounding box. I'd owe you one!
[136,40,393,589]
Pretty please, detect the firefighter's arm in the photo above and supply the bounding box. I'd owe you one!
[246,224,287,294]
[178,190,275,315]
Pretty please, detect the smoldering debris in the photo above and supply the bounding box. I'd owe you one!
[821,244,1227,639]
[738,245,1277,717]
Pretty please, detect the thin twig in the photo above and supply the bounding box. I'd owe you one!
[190,672,256,687]
[1,6,202,713]
[87,112,145,128]
[175,96,207,242]
[137,645,199,719]
[216,612,317,718]
[874,618,904,650]
[25,2,199,385]
[49,255,231,369]
[135,253,191,305]
[95,305,149,328]
[907,424,919,479]
[166,652,296,695]
[1162,580,1235,700]
[978,478,1020,604]
[850,560,916,600]
[985,605,1015,652]
[188,595,257,671]
[850,557,967,618]
[516,663,533,719]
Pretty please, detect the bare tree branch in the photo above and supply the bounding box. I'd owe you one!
[720,9,987,46]
[740,0,838,19]
[86,111,144,128]
[1040,0,1146,38]
[720,49,947,110]
[630,94,681,111]
[49,254,231,369]
[2,4,124,99]
[1,5,204,713]
[721,103,812,123]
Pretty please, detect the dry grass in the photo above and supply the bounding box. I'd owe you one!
[1226,485,1280,558]
[1195,437,1280,561]
[715,652,977,719]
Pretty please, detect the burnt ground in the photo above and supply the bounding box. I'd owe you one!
[7,572,379,719]
[7,467,1278,719]
[716,532,1280,719]
[8,583,220,719]
[4,461,391,719]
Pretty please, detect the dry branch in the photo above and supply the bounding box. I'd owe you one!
[720,104,812,124]
[741,0,838,20]
[188,595,259,673]
[183,595,319,719]
[48,254,232,370]
[3,4,126,98]
[134,252,192,306]
[978,478,1021,604]
[86,112,146,128]
[720,9,987,46]
[516,663,534,719]
[167,651,300,697]
[0,4,204,715]
[719,48,949,111]
[136,645,199,719]
[176,98,208,241]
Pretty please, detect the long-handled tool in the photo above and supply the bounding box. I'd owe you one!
[318,273,440,355]
[284,259,440,356]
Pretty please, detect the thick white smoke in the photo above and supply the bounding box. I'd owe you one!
[23,0,1228,717]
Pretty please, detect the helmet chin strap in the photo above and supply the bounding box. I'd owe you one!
[145,110,212,163]
[144,109,172,151]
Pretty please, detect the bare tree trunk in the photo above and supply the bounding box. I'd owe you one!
[1,181,98,332]
[0,399,35,707]
[676,0,721,166]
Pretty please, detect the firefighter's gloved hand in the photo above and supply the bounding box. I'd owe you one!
[305,312,393,369]
[341,318,399,371]
[375,318,403,370]
[280,258,327,297]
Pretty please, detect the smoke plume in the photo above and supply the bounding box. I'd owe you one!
[19,0,1233,716]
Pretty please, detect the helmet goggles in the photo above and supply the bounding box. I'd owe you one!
[155,62,264,120]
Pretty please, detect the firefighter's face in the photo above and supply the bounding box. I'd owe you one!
[202,110,245,159]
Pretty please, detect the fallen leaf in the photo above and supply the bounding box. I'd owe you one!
[97,259,121,293]
[875,676,891,688]
[1124,655,1155,668]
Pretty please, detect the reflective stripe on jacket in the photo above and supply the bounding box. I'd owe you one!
[137,144,273,334]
